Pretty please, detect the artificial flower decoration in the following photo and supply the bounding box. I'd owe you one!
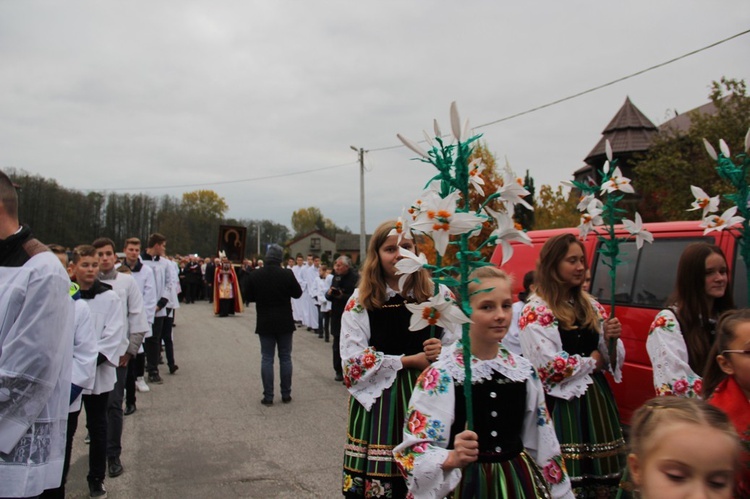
[409,191,485,256]
[688,185,720,218]
[485,206,532,265]
[405,292,471,332]
[395,247,429,291]
[497,171,533,210]
[468,158,486,196]
[700,206,745,234]
[577,198,604,240]
[576,193,596,212]
[600,166,635,194]
[388,209,414,244]
[623,213,654,249]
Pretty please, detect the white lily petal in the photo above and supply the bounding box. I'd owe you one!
[397,133,429,159]
[450,101,462,141]
[703,138,718,161]
[434,119,442,138]
[461,118,470,144]
[602,160,610,175]
[422,130,434,148]
[690,185,709,200]
[719,139,730,158]
[745,127,750,153]
[605,140,613,162]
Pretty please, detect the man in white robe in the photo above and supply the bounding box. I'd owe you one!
[140,233,173,384]
[303,255,320,332]
[0,171,75,498]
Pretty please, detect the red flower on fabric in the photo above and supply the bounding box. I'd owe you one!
[567,357,578,367]
[653,315,667,329]
[693,379,703,395]
[525,311,538,324]
[362,352,376,369]
[419,368,440,391]
[550,373,564,383]
[543,459,564,484]
[407,411,428,435]
[349,364,362,380]
[345,299,356,312]
[553,358,567,372]
[538,312,554,327]
[518,316,527,329]
[673,378,689,395]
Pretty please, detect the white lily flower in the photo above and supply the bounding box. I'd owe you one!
[468,158,486,196]
[719,139,731,158]
[486,207,532,265]
[605,140,613,162]
[745,127,750,153]
[497,171,533,210]
[701,206,745,234]
[602,160,610,175]
[560,180,576,189]
[450,102,462,142]
[622,212,654,250]
[688,185,720,217]
[397,133,429,159]
[388,210,414,244]
[422,130,434,149]
[405,292,471,332]
[578,198,604,240]
[601,167,635,194]
[434,119,442,138]
[703,138,718,161]
[410,191,485,256]
[576,193,596,212]
[395,247,428,291]
[408,187,440,222]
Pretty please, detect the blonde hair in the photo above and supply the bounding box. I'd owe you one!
[536,233,599,331]
[629,397,739,462]
[358,219,432,310]
[467,266,512,297]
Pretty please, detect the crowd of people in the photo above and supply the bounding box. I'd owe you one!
[2,162,749,499]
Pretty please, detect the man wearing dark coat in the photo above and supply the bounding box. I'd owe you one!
[245,244,302,405]
[325,255,358,382]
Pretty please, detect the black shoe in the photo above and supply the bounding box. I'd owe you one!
[307,327,312,331]
[88,479,107,497]
[169,364,179,374]
[124,404,136,416]
[261,398,273,406]
[282,396,292,403]
[148,373,163,384]
[108,457,124,478]
[325,338,330,343]
[334,372,344,382]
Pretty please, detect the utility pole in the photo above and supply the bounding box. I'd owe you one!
[350,146,367,261]
[257,221,261,256]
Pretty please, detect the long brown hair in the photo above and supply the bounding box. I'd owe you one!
[702,309,750,399]
[535,233,599,331]
[668,243,735,374]
[358,219,432,310]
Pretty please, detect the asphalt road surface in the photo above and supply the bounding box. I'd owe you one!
[66,300,350,498]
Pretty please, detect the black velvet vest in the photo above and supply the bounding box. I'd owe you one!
[367,294,443,356]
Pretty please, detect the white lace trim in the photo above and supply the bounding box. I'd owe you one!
[441,342,533,385]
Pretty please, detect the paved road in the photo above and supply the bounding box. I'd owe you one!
[66,301,350,498]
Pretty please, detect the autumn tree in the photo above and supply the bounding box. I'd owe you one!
[635,77,750,221]
[533,185,580,229]
[180,190,229,255]
[290,207,348,238]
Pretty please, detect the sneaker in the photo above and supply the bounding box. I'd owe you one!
[84,432,90,444]
[135,377,150,392]
[108,456,124,478]
[168,364,179,375]
[148,373,163,384]
[88,479,107,498]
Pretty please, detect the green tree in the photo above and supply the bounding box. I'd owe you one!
[181,190,228,219]
[635,77,750,221]
[533,185,580,229]
[290,207,347,238]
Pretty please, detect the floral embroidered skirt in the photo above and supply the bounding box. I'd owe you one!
[547,372,626,498]
[343,368,420,498]
[451,451,552,499]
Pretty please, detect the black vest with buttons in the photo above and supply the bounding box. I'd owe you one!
[449,372,527,462]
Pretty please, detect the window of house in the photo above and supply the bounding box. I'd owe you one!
[310,237,320,250]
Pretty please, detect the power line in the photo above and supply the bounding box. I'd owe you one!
[369,28,750,152]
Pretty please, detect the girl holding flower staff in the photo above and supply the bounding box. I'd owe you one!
[341,220,460,498]
[520,233,626,497]
[394,267,573,498]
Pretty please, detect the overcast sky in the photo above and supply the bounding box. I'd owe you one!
[2,1,749,235]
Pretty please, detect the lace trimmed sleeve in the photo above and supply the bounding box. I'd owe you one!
[646,309,702,398]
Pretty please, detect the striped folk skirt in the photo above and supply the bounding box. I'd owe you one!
[342,368,420,498]
[451,451,552,499]
[547,372,626,498]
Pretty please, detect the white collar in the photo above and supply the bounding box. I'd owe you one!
[440,341,533,385]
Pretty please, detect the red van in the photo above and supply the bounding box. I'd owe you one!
[490,221,747,424]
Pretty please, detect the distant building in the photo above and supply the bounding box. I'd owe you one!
[335,233,372,266]
[287,230,336,263]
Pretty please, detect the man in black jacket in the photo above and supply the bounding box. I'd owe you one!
[245,244,302,405]
[325,256,358,382]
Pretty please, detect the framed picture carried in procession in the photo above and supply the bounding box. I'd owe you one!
[217,225,246,264]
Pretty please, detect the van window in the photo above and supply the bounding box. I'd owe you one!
[591,237,709,308]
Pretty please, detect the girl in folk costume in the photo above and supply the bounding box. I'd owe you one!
[213,253,244,317]
[626,397,740,499]
[702,309,750,497]
[647,242,734,398]
[394,267,573,499]
[519,233,626,497]
[341,220,459,498]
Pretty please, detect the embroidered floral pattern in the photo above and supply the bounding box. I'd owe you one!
[345,297,364,314]
[649,313,678,335]
[416,367,452,395]
[537,352,579,388]
[655,376,703,397]
[542,455,567,485]
[536,404,550,426]
[343,472,364,495]
[343,346,381,388]
[518,303,556,330]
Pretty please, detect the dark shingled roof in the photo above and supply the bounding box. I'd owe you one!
[585,97,658,163]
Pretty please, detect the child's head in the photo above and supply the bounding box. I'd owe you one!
[703,309,750,400]
[467,267,513,347]
[70,245,99,289]
[628,397,739,499]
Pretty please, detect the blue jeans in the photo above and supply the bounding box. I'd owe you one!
[259,333,293,400]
